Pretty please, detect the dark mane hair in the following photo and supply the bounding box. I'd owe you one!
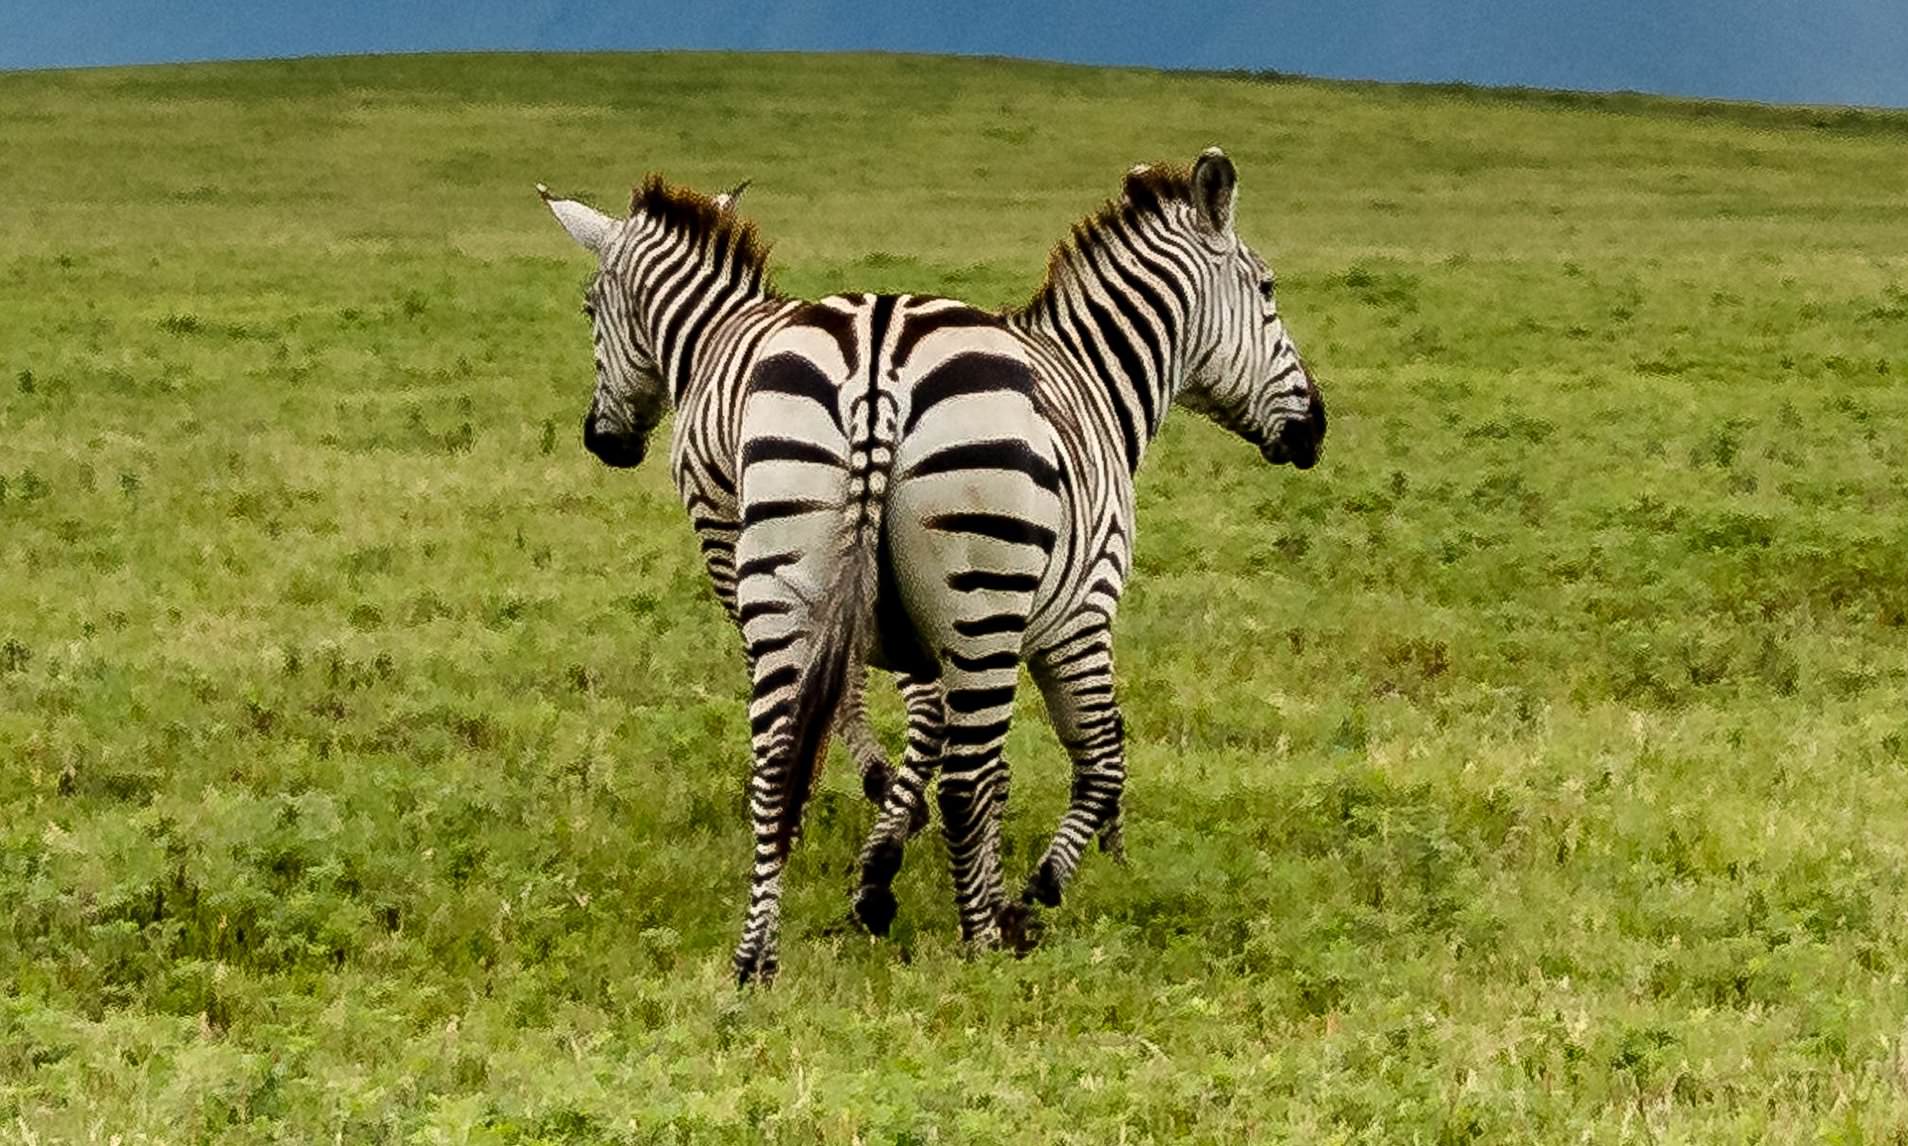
[1018,162,1196,318]
[629,174,781,298]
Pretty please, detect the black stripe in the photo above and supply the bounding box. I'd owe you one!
[945,648,1019,672]
[945,718,1013,747]
[868,295,898,382]
[743,498,834,527]
[946,569,1041,593]
[748,631,800,660]
[749,699,792,736]
[755,664,800,698]
[925,512,1056,550]
[890,307,1001,371]
[953,612,1026,638]
[902,353,1033,435]
[751,353,843,431]
[737,551,798,580]
[742,436,845,469]
[737,599,793,626]
[797,302,859,375]
[945,685,1018,714]
[903,439,1060,491]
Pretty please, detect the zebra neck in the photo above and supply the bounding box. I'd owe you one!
[1015,258,1187,475]
[635,261,768,405]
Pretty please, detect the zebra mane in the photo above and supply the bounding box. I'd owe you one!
[630,174,781,297]
[1017,162,1196,318]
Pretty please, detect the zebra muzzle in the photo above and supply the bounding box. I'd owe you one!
[582,414,647,468]
[1264,381,1326,469]
[1262,415,1322,469]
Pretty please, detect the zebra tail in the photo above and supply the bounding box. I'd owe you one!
[771,393,894,852]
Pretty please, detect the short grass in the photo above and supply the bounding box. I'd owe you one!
[4,51,1908,1142]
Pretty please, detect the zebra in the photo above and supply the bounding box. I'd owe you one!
[725,147,1327,982]
[537,175,941,832]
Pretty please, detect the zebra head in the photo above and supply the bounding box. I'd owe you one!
[1171,148,1327,470]
[539,179,755,469]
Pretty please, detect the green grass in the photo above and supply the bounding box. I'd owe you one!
[3,50,1908,1141]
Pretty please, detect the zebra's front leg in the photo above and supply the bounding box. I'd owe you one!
[835,671,896,806]
[886,673,943,837]
[851,672,944,936]
[1023,632,1127,910]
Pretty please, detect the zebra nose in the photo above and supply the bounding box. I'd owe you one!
[582,412,645,468]
[1263,381,1324,471]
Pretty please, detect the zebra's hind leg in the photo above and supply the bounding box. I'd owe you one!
[934,662,1031,950]
[1022,632,1127,910]
[850,676,945,936]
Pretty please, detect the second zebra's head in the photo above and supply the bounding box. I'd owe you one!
[539,177,755,468]
[1165,147,1327,470]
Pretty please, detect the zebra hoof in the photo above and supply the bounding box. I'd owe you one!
[1023,862,1063,908]
[997,902,1044,956]
[733,946,778,987]
[853,885,898,937]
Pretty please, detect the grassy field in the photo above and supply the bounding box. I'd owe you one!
[3,50,1908,1141]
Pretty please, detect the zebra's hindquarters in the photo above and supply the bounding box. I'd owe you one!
[883,341,1064,944]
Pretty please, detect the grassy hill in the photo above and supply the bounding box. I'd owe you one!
[3,51,1908,1141]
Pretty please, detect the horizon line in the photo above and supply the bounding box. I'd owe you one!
[3,47,1906,116]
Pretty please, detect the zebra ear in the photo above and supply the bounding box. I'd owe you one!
[538,183,615,255]
[712,179,751,213]
[1190,147,1238,236]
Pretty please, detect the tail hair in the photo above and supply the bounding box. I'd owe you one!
[769,391,895,852]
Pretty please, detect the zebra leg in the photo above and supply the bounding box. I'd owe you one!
[1022,631,1127,910]
[835,670,894,806]
[850,674,945,936]
[731,629,812,986]
[937,663,1036,951]
[886,673,943,837]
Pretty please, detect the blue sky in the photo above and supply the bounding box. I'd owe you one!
[4,1,1906,109]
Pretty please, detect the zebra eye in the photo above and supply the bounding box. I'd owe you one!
[581,300,596,320]
[1258,277,1275,301]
